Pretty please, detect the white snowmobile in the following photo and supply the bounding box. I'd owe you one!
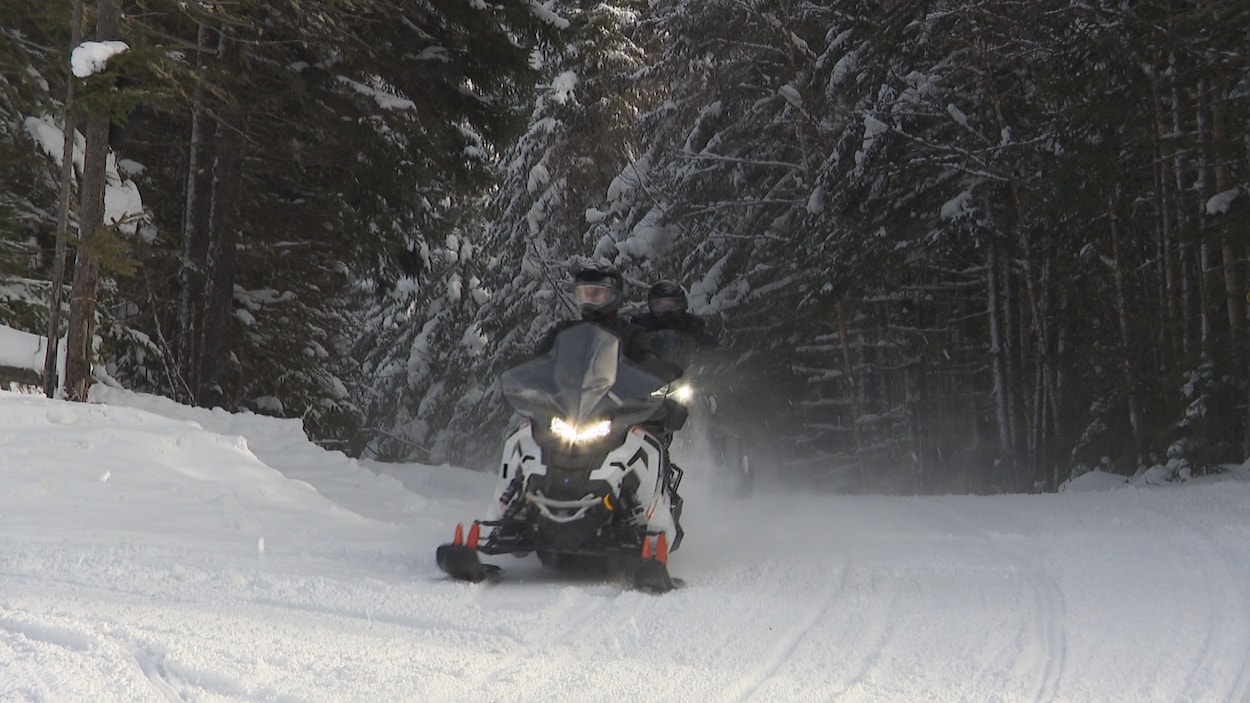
[436,322,685,592]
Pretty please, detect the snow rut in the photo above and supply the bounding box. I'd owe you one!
[719,563,853,703]
[119,640,187,703]
[1133,495,1250,703]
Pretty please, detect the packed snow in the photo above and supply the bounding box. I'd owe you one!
[3,325,1250,701]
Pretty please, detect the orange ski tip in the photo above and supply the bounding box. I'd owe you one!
[452,523,464,546]
[466,523,481,550]
[641,536,653,560]
[656,533,669,566]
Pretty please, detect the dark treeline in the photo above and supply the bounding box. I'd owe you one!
[1,0,1246,493]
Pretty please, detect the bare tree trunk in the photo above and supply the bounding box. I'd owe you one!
[836,301,865,479]
[1050,286,1069,487]
[1171,53,1199,360]
[63,0,121,402]
[179,22,213,404]
[199,30,244,409]
[1209,76,1247,457]
[43,0,85,397]
[1151,62,1181,365]
[987,243,1014,460]
[1109,193,1144,467]
[1034,254,1056,489]
[1199,243,1215,354]
[1210,80,1243,339]
[1195,77,1216,359]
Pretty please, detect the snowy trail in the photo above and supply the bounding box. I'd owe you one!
[5,388,1250,702]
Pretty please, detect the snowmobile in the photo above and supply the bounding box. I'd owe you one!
[435,322,686,592]
[641,328,754,499]
[656,378,753,499]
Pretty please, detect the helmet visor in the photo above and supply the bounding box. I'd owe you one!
[650,296,684,313]
[575,283,614,307]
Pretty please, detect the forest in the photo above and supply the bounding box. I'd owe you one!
[0,0,1247,494]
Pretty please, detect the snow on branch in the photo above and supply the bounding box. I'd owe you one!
[1206,188,1242,216]
[71,41,130,78]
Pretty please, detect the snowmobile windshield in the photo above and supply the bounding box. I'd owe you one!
[501,323,667,428]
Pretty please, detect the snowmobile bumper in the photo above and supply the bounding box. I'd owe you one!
[435,521,680,592]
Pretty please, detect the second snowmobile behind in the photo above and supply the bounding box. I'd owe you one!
[436,322,685,592]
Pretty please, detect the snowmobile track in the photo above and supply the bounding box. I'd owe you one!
[459,583,641,693]
[723,563,851,703]
[1021,566,1066,703]
[925,498,1069,703]
[1135,497,1250,703]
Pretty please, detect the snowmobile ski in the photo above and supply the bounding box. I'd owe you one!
[625,533,682,593]
[436,523,501,583]
[435,544,501,583]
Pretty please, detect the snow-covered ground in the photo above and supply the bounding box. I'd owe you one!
[4,365,1250,701]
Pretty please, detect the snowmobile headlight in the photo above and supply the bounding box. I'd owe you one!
[652,384,694,403]
[550,417,612,443]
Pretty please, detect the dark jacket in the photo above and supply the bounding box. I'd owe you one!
[630,311,720,349]
[536,314,664,366]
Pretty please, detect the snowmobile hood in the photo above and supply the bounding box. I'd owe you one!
[501,323,666,428]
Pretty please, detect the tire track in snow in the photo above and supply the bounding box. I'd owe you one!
[1022,565,1066,703]
[720,557,865,700]
[821,567,903,702]
[459,582,628,692]
[925,498,1068,703]
[1134,495,1250,703]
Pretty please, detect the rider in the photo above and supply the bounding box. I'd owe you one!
[537,259,688,543]
[630,280,721,549]
[536,258,660,364]
[535,258,686,436]
[631,280,720,349]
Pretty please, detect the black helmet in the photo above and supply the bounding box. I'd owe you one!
[570,257,623,319]
[647,280,687,320]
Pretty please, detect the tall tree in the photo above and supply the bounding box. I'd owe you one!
[64,0,122,401]
[42,0,84,397]
[101,0,549,436]
[351,0,658,464]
